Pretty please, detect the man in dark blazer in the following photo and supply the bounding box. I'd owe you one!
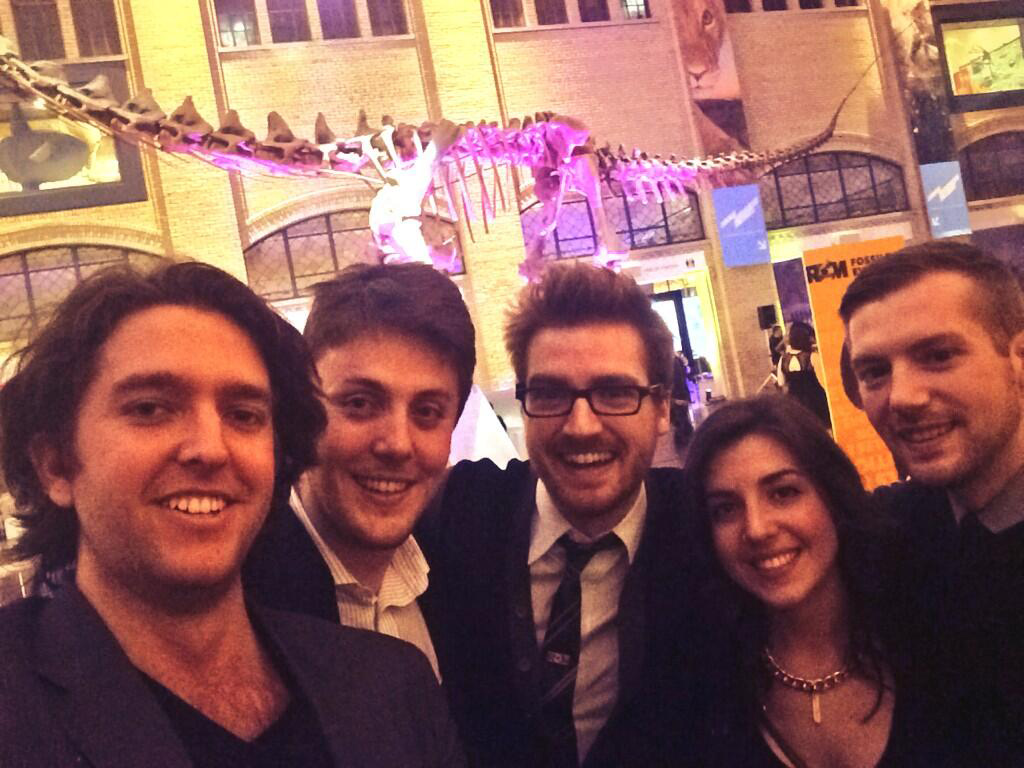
[245,263,476,679]
[841,241,1024,765]
[0,262,464,767]
[418,264,711,768]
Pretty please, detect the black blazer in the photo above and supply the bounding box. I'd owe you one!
[416,459,712,768]
[0,585,465,768]
[243,497,339,623]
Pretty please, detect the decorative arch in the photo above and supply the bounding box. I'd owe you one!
[959,131,1024,202]
[0,244,165,343]
[244,208,463,301]
[759,150,908,230]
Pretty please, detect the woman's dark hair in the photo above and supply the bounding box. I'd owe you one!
[787,321,815,353]
[683,395,893,725]
[0,261,326,583]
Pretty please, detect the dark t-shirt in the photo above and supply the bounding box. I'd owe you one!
[141,674,333,768]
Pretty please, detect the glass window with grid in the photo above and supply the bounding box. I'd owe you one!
[0,247,162,342]
[244,210,463,301]
[266,0,311,42]
[535,0,568,24]
[959,132,1024,202]
[578,0,609,22]
[621,0,650,19]
[69,0,122,57]
[367,0,408,36]
[11,0,65,60]
[759,152,907,229]
[490,0,524,27]
[317,0,359,38]
[214,0,260,47]
[520,189,704,261]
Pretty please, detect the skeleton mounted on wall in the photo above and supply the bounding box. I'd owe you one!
[0,36,841,279]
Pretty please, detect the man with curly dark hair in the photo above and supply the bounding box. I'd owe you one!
[0,261,463,767]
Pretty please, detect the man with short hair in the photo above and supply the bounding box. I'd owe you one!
[0,262,464,767]
[245,263,475,677]
[418,263,709,767]
[841,240,1024,763]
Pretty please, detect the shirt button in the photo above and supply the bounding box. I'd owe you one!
[517,657,532,673]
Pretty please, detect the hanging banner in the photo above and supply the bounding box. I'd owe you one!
[920,161,971,238]
[673,0,751,153]
[712,184,769,267]
[803,237,904,490]
[879,0,955,163]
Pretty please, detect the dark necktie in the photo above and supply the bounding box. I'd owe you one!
[538,532,619,767]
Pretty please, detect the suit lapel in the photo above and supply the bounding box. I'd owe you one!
[505,471,544,718]
[34,587,192,768]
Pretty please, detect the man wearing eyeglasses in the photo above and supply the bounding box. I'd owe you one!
[418,263,707,768]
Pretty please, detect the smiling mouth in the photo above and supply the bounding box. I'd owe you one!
[560,451,615,467]
[896,422,955,445]
[353,475,414,495]
[751,549,799,572]
[164,494,228,515]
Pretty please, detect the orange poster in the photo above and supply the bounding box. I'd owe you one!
[803,237,903,490]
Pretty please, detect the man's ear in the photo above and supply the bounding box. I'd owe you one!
[655,394,671,436]
[28,437,74,508]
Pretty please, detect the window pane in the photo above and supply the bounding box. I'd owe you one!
[535,0,568,24]
[834,0,859,6]
[318,0,359,38]
[215,0,260,46]
[12,0,65,60]
[267,0,311,42]
[245,234,294,300]
[368,0,408,36]
[763,0,787,10]
[760,177,783,228]
[490,0,524,27]
[724,0,752,11]
[69,0,122,56]
[666,193,704,242]
[621,0,650,18]
[579,0,610,22]
[799,0,823,7]
[961,132,1024,201]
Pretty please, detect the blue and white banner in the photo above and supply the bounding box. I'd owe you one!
[712,184,769,267]
[920,161,971,238]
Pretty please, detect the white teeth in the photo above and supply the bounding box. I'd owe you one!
[165,495,226,515]
[356,477,412,494]
[563,452,614,466]
[755,551,798,570]
[900,423,953,443]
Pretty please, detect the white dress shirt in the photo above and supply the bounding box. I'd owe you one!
[528,480,647,763]
[291,490,440,680]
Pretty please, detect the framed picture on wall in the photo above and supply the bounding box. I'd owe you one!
[0,60,147,217]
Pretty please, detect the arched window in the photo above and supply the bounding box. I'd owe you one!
[759,151,908,229]
[11,0,65,60]
[959,132,1024,202]
[0,245,163,342]
[519,189,704,261]
[244,209,463,301]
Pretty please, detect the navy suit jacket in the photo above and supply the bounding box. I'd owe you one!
[416,459,713,768]
[0,585,465,768]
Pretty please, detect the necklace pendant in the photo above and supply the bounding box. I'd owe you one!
[811,691,822,724]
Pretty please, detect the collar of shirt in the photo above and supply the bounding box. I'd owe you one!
[951,463,1024,534]
[528,479,647,567]
[290,488,429,606]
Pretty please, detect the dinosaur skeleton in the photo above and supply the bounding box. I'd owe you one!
[0,35,840,277]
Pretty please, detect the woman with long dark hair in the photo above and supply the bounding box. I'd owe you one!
[683,395,931,767]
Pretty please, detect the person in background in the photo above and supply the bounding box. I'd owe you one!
[683,395,939,767]
[670,349,694,445]
[777,321,831,429]
[245,263,474,680]
[841,240,1024,764]
[768,324,785,369]
[0,262,464,767]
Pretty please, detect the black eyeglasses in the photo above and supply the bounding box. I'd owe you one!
[515,383,664,417]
